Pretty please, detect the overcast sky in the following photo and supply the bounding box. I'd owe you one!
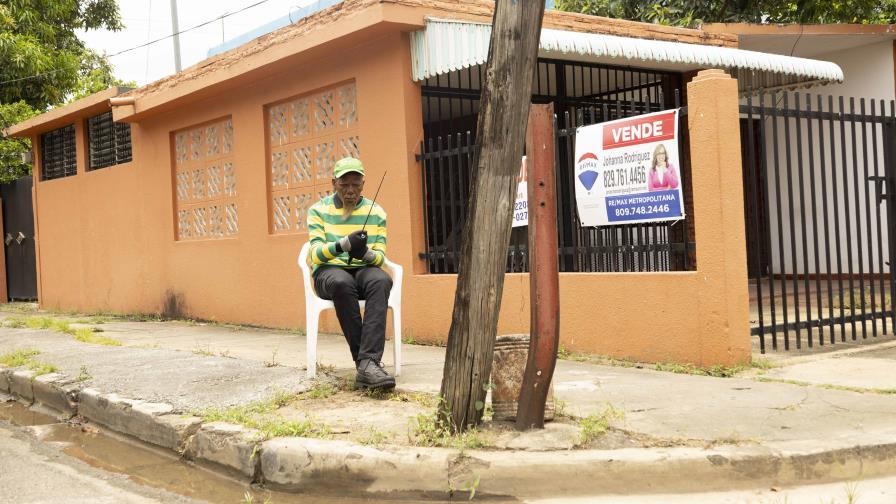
[77,0,318,87]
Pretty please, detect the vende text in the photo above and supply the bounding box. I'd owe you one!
[602,112,676,150]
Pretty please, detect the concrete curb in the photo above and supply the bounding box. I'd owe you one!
[2,363,896,499]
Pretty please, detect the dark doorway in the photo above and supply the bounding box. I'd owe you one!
[1,176,37,300]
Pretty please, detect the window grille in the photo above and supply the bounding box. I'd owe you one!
[87,111,133,170]
[40,124,77,180]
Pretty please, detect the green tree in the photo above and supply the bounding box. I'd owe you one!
[0,0,125,183]
[554,0,896,27]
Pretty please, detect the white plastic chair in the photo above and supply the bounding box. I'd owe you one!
[298,242,402,379]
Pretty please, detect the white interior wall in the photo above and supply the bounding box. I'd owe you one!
[747,40,894,276]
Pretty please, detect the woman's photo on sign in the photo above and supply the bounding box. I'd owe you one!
[647,143,679,192]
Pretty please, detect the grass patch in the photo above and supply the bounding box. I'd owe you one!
[72,328,122,346]
[654,361,748,378]
[0,303,39,314]
[750,356,777,370]
[389,391,440,408]
[756,376,896,395]
[194,391,329,441]
[4,315,120,346]
[556,345,592,362]
[299,381,338,400]
[833,287,891,311]
[409,403,488,451]
[579,403,625,445]
[357,427,391,447]
[0,348,40,367]
[192,345,216,357]
[0,348,58,376]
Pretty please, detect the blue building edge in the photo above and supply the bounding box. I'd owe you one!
[208,0,556,58]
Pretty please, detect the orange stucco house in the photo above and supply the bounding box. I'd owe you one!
[6,0,843,365]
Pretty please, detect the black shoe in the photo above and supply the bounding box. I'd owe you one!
[355,359,396,390]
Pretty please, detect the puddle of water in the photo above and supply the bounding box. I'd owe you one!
[0,401,450,503]
[0,400,58,426]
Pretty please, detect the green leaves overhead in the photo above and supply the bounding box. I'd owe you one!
[0,0,127,182]
[554,0,896,27]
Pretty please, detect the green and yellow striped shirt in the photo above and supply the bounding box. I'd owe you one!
[307,194,387,273]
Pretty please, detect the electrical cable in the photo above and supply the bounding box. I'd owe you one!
[0,0,276,86]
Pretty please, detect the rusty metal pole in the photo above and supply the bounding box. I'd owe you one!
[516,103,559,430]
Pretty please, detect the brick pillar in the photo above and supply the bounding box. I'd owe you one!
[687,69,751,365]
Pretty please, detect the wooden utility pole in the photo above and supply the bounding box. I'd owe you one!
[516,104,559,430]
[439,0,546,432]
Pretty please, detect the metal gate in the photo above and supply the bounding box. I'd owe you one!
[742,92,895,352]
[417,59,694,274]
[1,176,37,300]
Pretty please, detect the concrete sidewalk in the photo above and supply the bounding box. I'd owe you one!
[2,309,896,499]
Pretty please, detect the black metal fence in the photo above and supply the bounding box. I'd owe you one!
[418,59,694,274]
[742,91,896,352]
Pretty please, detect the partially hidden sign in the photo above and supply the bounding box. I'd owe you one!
[573,109,684,227]
[512,156,528,228]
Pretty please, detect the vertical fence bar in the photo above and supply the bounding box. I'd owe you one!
[794,92,813,346]
[771,93,791,349]
[421,141,432,273]
[816,95,836,344]
[782,93,802,349]
[445,134,457,272]
[831,95,846,342]
[758,92,779,350]
[841,96,857,339]
[745,94,765,351]
[850,98,868,338]
[805,94,824,346]
[860,99,878,338]
[872,101,887,335]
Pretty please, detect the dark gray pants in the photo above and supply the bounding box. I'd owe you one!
[313,266,392,364]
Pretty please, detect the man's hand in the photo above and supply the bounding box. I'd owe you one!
[347,230,368,252]
[336,230,367,255]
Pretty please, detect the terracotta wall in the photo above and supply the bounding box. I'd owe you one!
[30,31,750,365]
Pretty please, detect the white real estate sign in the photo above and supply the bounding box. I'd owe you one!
[573,109,685,227]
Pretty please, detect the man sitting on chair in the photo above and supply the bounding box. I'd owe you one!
[306,157,395,390]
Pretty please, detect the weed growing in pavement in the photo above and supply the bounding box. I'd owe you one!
[76,365,92,382]
[844,480,860,504]
[194,390,327,441]
[192,345,216,357]
[73,316,108,325]
[316,361,336,374]
[0,349,58,376]
[2,316,26,328]
[264,347,280,368]
[750,356,777,370]
[72,328,121,346]
[653,361,748,378]
[578,403,624,445]
[388,391,440,408]
[833,287,891,311]
[0,303,38,314]
[357,426,391,447]
[755,376,896,395]
[4,315,120,346]
[299,381,338,400]
[409,400,488,451]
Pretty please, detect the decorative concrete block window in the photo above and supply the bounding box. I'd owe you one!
[171,117,237,240]
[40,124,77,180]
[86,111,132,170]
[266,81,360,234]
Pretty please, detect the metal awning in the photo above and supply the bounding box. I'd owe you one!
[410,19,844,94]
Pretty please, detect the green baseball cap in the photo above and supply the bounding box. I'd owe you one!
[333,157,365,179]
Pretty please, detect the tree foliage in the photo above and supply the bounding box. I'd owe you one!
[0,0,125,183]
[554,0,896,27]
